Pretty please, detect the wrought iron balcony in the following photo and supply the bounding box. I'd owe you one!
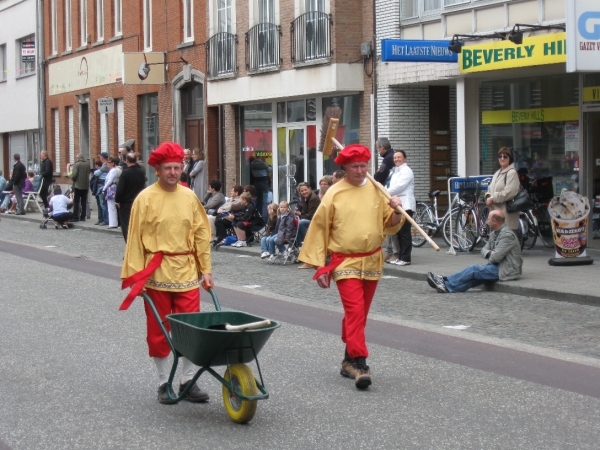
[291,11,332,64]
[206,32,237,78]
[245,23,281,73]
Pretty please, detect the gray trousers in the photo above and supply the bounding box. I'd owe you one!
[383,235,399,256]
[13,184,24,214]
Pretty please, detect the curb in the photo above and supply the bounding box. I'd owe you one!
[2,213,122,237]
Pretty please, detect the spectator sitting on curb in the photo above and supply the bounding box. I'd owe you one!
[427,210,522,293]
[202,180,226,214]
[263,201,295,262]
[49,186,74,229]
[260,203,279,258]
[209,185,244,241]
[179,172,190,188]
[332,170,345,183]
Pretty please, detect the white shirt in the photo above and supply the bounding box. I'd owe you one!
[103,167,120,193]
[50,195,71,215]
[387,163,416,212]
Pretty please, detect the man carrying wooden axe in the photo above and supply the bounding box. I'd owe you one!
[298,144,404,389]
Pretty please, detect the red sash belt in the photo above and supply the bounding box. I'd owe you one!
[313,246,382,283]
[120,251,194,310]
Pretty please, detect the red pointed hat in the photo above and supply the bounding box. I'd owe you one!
[147,142,185,168]
[333,144,371,165]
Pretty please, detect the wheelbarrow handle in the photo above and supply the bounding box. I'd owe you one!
[225,319,271,331]
[201,281,222,311]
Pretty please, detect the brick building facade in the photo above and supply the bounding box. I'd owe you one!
[43,0,216,185]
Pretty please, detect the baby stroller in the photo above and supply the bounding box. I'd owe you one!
[269,216,300,265]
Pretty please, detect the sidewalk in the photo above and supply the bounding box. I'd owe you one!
[5,212,598,305]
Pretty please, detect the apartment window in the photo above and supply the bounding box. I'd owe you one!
[0,44,6,82]
[96,0,104,41]
[17,35,36,78]
[53,109,61,173]
[80,0,88,46]
[143,0,152,50]
[65,0,72,50]
[444,0,469,5]
[117,98,124,144]
[401,0,440,19]
[51,0,58,54]
[217,0,232,33]
[305,0,324,12]
[258,0,274,23]
[100,113,109,153]
[114,0,122,35]
[183,0,193,42]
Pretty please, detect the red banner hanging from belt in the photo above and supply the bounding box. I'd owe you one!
[312,246,382,283]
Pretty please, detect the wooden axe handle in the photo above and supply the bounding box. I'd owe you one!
[331,137,440,252]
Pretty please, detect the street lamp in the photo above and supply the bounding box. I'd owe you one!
[448,33,507,54]
[508,24,566,45]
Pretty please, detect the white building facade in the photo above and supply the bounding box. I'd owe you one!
[376,0,600,218]
[0,0,42,177]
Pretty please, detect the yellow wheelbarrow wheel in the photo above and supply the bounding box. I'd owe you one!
[222,364,258,424]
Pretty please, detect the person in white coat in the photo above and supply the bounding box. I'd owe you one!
[103,157,121,228]
[387,150,416,266]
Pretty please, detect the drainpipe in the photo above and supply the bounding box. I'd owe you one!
[371,0,378,173]
[36,0,46,150]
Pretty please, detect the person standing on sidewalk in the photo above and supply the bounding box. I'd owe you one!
[94,152,110,225]
[299,144,403,390]
[39,150,53,210]
[387,150,415,266]
[7,154,27,215]
[120,142,214,404]
[115,152,146,242]
[69,154,90,222]
[373,138,395,184]
[427,210,522,293]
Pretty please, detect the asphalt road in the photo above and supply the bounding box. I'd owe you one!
[2,219,600,448]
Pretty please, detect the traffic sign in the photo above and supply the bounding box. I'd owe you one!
[98,97,114,114]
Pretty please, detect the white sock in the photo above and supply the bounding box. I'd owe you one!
[180,357,197,384]
[153,357,170,386]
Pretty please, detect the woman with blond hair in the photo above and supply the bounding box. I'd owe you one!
[189,148,207,201]
[318,175,334,199]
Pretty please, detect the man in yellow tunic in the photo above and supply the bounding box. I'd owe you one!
[299,144,404,390]
[120,142,214,404]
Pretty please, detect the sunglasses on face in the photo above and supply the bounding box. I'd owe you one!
[498,154,510,160]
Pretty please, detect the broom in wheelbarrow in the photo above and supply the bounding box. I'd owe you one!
[319,116,440,252]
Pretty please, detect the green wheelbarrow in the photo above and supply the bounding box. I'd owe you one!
[142,288,280,424]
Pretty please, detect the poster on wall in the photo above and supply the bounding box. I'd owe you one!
[21,41,35,62]
[566,0,600,72]
[564,122,579,153]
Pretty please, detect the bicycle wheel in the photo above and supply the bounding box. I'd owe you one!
[477,205,491,247]
[522,211,537,250]
[411,202,433,248]
[442,206,477,252]
[534,204,554,248]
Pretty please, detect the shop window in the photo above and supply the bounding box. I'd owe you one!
[65,0,72,50]
[241,103,273,193]
[480,74,580,195]
[17,35,35,78]
[321,95,360,176]
[140,93,159,183]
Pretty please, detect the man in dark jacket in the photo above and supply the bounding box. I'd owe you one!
[39,150,53,209]
[69,154,91,221]
[373,137,395,184]
[427,211,523,293]
[8,154,27,215]
[115,153,146,242]
[249,156,270,218]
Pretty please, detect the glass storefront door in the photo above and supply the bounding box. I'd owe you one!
[140,93,159,184]
[586,111,600,248]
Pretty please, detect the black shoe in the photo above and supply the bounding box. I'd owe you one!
[354,357,372,390]
[179,380,209,403]
[71,218,80,222]
[94,221,101,225]
[157,383,177,404]
[16,211,26,216]
[427,272,437,290]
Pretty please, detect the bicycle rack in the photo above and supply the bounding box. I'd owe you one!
[446,175,493,256]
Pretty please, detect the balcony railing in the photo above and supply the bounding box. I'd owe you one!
[206,32,237,78]
[246,23,281,73]
[291,11,332,64]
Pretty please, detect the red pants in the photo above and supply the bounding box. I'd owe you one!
[144,288,200,358]
[337,278,378,359]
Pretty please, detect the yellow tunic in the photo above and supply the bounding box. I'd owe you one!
[298,179,403,281]
[121,183,212,291]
